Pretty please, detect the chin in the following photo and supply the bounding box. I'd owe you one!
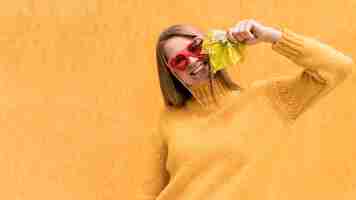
[185,64,211,86]
[189,77,210,86]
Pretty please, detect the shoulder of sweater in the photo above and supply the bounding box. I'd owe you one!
[249,79,272,91]
[249,75,296,95]
[252,71,333,122]
[250,74,306,121]
[158,106,183,121]
[250,72,303,89]
[157,106,184,133]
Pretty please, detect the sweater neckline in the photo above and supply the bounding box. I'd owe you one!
[184,77,243,117]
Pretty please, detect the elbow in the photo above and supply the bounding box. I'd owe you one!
[326,56,355,86]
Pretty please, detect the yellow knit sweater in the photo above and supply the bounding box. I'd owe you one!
[136,27,355,200]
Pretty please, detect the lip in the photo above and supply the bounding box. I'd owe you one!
[189,62,205,75]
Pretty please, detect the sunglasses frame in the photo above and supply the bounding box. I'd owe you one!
[168,37,207,71]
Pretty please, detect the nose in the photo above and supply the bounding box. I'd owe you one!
[188,56,198,63]
[187,56,198,66]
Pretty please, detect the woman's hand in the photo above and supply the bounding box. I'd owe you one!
[227,19,282,45]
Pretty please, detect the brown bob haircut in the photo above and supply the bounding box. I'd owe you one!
[156,24,243,107]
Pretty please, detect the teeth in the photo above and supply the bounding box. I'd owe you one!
[192,64,204,74]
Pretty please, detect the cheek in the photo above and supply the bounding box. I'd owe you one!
[172,69,193,84]
[174,70,189,80]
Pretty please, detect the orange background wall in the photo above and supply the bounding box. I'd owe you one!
[0,1,355,199]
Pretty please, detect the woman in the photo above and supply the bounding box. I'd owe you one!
[137,19,354,200]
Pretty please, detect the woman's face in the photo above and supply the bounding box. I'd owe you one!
[164,36,211,86]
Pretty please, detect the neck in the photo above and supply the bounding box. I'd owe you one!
[185,76,242,115]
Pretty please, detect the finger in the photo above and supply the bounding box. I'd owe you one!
[244,21,255,39]
[226,29,238,43]
[226,29,232,41]
[234,20,244,30]
[229,26,241,42]
[240,20,251,39]
[236,20,244,32]
[232,20,250,42]
[234,22,245,42]
[241,20,254,40]
[240,21,248,39]
[232,31,245,42]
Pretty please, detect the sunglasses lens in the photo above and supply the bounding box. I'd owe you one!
[171,54,188,70]
[168,38,206,71]
[188,38,203,53]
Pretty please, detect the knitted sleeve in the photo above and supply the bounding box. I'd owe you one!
[269,27,354,121]
[135,127,170,200]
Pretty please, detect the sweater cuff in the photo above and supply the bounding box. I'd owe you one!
[271,26,306,60]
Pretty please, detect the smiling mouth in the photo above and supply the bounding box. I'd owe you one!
[189,63,206,76]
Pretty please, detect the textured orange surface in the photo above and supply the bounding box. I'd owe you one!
[0,1,355,199]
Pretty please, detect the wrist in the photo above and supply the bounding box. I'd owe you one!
[264,27,282,44]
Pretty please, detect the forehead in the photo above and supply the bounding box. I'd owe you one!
[163,36,193,59]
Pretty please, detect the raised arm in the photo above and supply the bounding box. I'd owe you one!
[268,27,354,120]
[272,26,354,83]
[135,126,170,200]
[228,19,354,121]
